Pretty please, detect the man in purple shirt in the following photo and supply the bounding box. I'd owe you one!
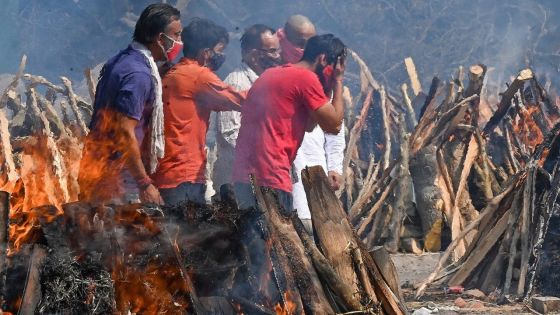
[79,3,182,205]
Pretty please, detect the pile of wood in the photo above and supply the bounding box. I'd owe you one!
[415,124,560,299]
[0,55,406,314]
[342,54,560,264]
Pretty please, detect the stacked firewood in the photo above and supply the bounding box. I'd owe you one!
[341,52,560,300]
[343,54,560,266]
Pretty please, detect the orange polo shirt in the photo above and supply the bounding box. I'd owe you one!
[152,58,245,189]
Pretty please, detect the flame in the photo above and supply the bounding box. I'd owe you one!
[275,291,297,315]
[512,105,545,153]
[78,107,133,203]
[111,206,191,314]
[7,133,78,253]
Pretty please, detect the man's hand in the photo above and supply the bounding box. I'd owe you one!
[333,56,346,82]
[140,184,164,205]
[327,171,343,191]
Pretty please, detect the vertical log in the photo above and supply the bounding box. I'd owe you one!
[19,245,47,315]
[380,87,391,170]
[0,191,8,308]
[60,76,89,136]
[302,166,406,315]
[400,83,418,130]
[83,68,97,104]
[385,115,410,253]
[404,57,422,96]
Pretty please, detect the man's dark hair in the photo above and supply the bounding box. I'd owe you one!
[240,24,276,52]
[133,3,181,45]
[301,34,346,64]
[182,18,229,58]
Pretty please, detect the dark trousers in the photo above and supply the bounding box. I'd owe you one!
[233,182,293,214]
[159,182,206,206]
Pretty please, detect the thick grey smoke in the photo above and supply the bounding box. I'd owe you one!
[1,0,559,94]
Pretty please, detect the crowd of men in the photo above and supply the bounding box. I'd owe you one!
[78,3,347,234]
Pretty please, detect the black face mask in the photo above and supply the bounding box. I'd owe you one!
[207,51,226,71]
[257,51,282,70]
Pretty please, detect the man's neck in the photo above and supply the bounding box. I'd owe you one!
[294,60,316,72]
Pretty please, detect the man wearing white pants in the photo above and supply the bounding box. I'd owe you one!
[292,124,345,234]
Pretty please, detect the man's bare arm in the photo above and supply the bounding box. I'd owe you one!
[309,79,344,134]
[115,112,163,204]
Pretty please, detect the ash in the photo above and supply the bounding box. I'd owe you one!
[37,253,114,314]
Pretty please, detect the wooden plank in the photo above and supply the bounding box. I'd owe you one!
[448,209,512,286]
[404,57,422,96]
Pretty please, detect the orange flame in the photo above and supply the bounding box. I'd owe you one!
[512,105,545,153]
[275,291,297,315]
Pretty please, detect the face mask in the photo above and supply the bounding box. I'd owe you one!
[162,33,183,62]
[277,28,304,64]
[207,51,226,71]
[322,65,335,94]
[257,51,282,70]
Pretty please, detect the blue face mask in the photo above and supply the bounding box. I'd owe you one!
[207,51,226,71]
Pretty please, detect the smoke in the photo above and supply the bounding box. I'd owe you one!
[0,0,559,95]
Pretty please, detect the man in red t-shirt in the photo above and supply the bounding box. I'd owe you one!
[232,34,346,211]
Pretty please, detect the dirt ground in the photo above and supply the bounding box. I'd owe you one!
[392,253,541,314]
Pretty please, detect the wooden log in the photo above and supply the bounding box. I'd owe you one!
[261,190,334,314]
[417,76,441,121]
[353,235,407,315]
[356,177,397,237]
[404,57,422,96]
[26,88,70,202]
[0,191,8,308]
[251,182,305,314]
[342,89,374,202]
[484,189,522,293]
[0,107,18,184]
[483,69,533,135]
[83,68,97,104]
[302,167,361,295]
[517,167,534,296]
[349,155,379,222]
[463,64,486,98]
[370,247,404,302]
[409,145,444,251]
[302,166,406,315]
[448,135,480,260]
[0,55,27,109]
[19,244,47,315]
[60,76,89,136]
[385,115,410,253]
[380,86,391,170]
[414,181,515,298]
[448,209,512,287]
[349,49,380,90]
[400,83,418,129]
[291,215,361,311]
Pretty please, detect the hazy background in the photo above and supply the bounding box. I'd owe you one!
[1,0,559,94]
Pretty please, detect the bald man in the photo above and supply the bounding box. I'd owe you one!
[277,14,316,63]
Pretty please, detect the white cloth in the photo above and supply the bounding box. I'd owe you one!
[212,64,258,191]
[130,41,165,174]
[292,124,345,219]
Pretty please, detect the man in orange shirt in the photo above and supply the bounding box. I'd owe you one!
[152,18,245,205]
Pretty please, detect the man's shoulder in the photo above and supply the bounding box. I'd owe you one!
[107,48,152,77]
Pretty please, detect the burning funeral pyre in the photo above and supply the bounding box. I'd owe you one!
[0,49,559,315]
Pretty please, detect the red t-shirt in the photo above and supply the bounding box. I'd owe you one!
[232,64,329,192]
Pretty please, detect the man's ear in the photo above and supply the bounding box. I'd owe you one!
[317,53,328,66]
